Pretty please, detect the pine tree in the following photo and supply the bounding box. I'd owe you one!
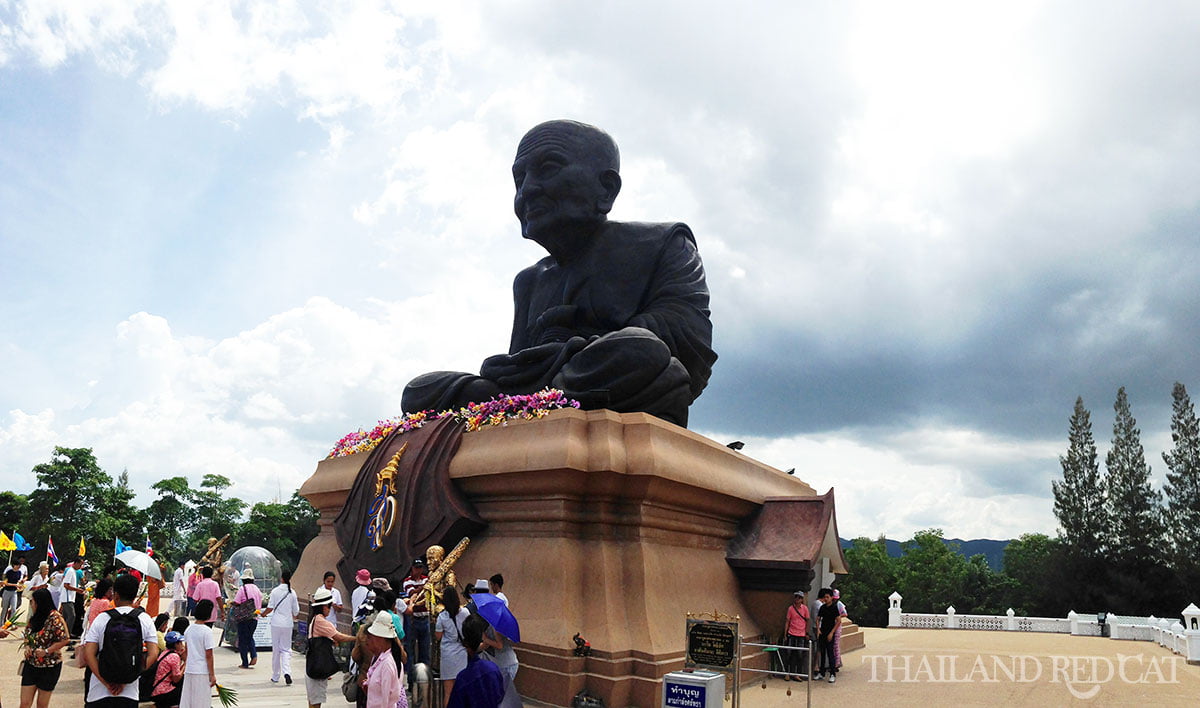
[1105,387,1166,562]
[1162,382,1200,570]
[1052,397,1108,557]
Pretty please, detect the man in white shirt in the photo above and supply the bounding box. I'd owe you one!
[314,571,343,629]
[83,573,159,707]
[263,571,300,684]
[172,563,187,617]
[61,559,82,639]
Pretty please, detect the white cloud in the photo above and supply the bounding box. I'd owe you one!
[4,0,1199,544]
[1,0,156,72]
[3,291,511,506]
[695,426,1060,540]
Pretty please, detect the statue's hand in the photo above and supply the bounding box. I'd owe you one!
[482,337,588,389]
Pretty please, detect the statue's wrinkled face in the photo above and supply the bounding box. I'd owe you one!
[513,123,617,246]
[426,545,444,569]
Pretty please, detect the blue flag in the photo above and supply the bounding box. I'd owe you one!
[12,531,33,552]
[115,538,132,555]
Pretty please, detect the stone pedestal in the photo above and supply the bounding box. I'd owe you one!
[297,408,833,706]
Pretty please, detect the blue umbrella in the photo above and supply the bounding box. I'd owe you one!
[474,593,520,642]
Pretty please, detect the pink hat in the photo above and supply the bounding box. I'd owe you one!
[355,569,371,585]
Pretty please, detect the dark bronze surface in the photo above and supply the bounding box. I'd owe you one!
[403,120,716,426]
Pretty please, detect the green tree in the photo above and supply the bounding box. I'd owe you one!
[145,476,196,563]
[1105,387,1165,561]
[961,554,1012,616]
[895,529,968,613]
[236,493,320,571]
[0,492,31,537]
[1052,397,1108,557]
[1002,533,1069,616]
[27,447,116,566]
[1104,387,1174,614]
[189,474,246,550]
[1162,382,1200,582]
[91,470,146,553]
[837,537,897,627]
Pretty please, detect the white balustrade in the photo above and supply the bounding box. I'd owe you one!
[884,591,1200,663]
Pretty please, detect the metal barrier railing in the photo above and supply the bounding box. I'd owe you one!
[738,639,813,707]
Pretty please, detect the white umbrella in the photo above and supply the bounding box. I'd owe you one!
[115,549,163,580]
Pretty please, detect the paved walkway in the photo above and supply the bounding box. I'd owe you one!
[2,626,1197,706]
[738,627,1200,708]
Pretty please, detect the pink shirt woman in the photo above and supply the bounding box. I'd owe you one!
[365,649,408,708]
[786,602,809,637]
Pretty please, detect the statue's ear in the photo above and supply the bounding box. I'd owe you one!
[596,169,621,215]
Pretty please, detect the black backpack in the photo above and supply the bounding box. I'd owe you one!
[98,608,147,685]
[138,652,169,701]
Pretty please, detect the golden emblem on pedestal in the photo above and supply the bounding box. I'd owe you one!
[366,443,407,551]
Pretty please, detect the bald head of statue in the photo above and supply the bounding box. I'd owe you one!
[512,120,623,261]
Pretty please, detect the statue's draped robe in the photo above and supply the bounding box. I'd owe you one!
[403,221,716,426]
[332,417,483,590]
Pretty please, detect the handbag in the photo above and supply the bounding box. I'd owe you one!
[230,599,256,624]
[341,657,361,702]
[306,636,339,679]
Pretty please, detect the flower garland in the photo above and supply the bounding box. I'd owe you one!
[327,388,581,459]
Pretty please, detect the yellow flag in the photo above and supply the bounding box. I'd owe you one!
[79,537,87,557]
[0,532,15,552]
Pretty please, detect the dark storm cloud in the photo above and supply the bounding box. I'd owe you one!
[695,226,1200,445]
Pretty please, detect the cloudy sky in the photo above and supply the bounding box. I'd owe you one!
[2,1,1198,542]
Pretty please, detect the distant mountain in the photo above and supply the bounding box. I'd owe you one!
[839,537,1010,571]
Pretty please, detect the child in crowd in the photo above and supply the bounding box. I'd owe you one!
[180,599,217,708]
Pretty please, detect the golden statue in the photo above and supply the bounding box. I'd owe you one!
[200,534,230,568]
[425,538,468,616]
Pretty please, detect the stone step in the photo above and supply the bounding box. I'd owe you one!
[840,621,865,652]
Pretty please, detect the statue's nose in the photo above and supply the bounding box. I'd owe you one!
[517,175,542,199]
[515,179,543,213]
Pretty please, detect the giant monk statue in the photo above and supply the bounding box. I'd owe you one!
[402,120,717,426]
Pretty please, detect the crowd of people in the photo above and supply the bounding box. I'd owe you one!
[0,548,521,708]
[302,555,519,708]
[780,586,849,685]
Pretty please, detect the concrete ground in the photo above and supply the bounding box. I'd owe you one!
[737,627,1200,708]
[2,626,1197,706]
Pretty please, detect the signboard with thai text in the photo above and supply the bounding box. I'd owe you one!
[685,618,738,670]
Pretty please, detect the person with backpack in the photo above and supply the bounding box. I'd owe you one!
[82,573,159,708]
[180,599,217,708]
[145,630,186,708]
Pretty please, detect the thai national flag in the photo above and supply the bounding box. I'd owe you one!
[46,536,58,567]
[146,536,154,557]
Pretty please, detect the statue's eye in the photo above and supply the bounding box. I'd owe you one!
[536,160,562,178]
